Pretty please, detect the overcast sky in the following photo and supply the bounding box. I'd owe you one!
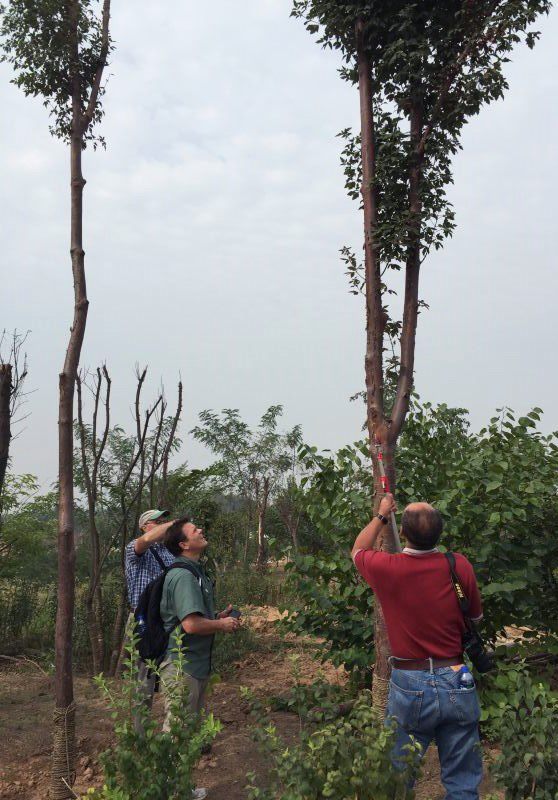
[1,1,557,488]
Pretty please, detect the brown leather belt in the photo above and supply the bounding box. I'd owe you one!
[391,657,463,670]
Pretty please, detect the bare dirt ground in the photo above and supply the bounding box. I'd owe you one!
[0,608,501,800]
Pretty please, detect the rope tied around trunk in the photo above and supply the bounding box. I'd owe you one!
[372,673,390,713]
[52,701,77,799]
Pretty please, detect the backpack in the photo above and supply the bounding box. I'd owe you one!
[134,560,204,665]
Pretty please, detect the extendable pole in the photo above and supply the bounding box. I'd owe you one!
[375,438,402,553]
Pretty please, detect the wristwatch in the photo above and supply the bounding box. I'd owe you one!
[377,513,389,525]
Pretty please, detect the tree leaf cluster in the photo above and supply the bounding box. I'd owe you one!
[0,0,113,144]
[293,0,550,409]
[486,668,558,799]
[283,441,377,672]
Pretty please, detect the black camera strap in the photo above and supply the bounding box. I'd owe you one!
[445,552,474,632]
[446,552,494,673]
[149,546,167,571]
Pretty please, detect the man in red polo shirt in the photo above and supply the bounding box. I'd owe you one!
[352,494,483,800]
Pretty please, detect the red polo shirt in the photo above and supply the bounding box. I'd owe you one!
[353,549,483,660]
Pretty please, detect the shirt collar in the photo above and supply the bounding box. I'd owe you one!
[402,546,439,555]
[177,555,203,569]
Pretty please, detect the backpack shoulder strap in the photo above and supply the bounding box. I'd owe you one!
[149,546,167,571]
[166,561,203,585]
[445,551,470,616]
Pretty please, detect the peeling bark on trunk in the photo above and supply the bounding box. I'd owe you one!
[355,22,426,712]
[356,24,384,446]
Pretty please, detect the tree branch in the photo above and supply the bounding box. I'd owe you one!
[356,18,386,445]
[82,0,111,132]
[391,97,423,437]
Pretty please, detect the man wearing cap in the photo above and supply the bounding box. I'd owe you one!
[124,508,176,730]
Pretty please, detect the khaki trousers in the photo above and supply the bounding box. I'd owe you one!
[160,659,209,732]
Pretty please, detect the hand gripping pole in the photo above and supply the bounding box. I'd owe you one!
[374,438,402,553]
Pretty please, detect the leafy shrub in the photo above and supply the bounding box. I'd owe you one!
[267,655,350,724]
[243,688,421,800]
[0,580,42,647]
[476,659,538,735]
[284,402,558,680]
[82,641,220,800]
[282,442,376,673]
[269,678,349,723]
[430,408,558,644]
[488,671,558,799]
[212,622,260,677]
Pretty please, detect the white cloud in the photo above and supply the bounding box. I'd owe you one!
[2,3,558,487]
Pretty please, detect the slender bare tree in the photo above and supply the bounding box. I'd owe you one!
[76,366,111,674]
[0,330,29,510]
[1,2,112,794]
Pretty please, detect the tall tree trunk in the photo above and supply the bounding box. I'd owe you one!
[256,506,267,567]
[52,13,87,795]
[371,96,424,708]
[356,27,385,448]
[256,477,270,568]
[390,97,423,437]
[356,20,404,711]
[242,523,251,566]
[76,368,111,673]
[108,583,128,676]
[288,518,300,553]
[109,497,130,677]
[85,509,104,674]
[0,363,12,507]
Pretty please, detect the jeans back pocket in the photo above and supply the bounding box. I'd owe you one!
[448,685,481,725]
[387,680,424,730]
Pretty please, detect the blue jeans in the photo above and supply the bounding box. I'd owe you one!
[386,666,482,800]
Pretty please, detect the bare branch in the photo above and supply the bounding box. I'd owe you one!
[149,398,167,507]
[391,99,423,438]
[82,0,112,132]
[159,380,183,507]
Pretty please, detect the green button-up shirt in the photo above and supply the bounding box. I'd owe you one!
[160,556,215,679]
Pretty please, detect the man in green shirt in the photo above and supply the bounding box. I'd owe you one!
[160,517,240,728]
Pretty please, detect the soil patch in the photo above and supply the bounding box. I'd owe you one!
[0,620,500,800]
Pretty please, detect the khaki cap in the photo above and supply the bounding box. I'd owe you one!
[138,509,169,530]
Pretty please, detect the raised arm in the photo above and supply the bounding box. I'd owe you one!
[134,518,175,555]
[351,493,397,558]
